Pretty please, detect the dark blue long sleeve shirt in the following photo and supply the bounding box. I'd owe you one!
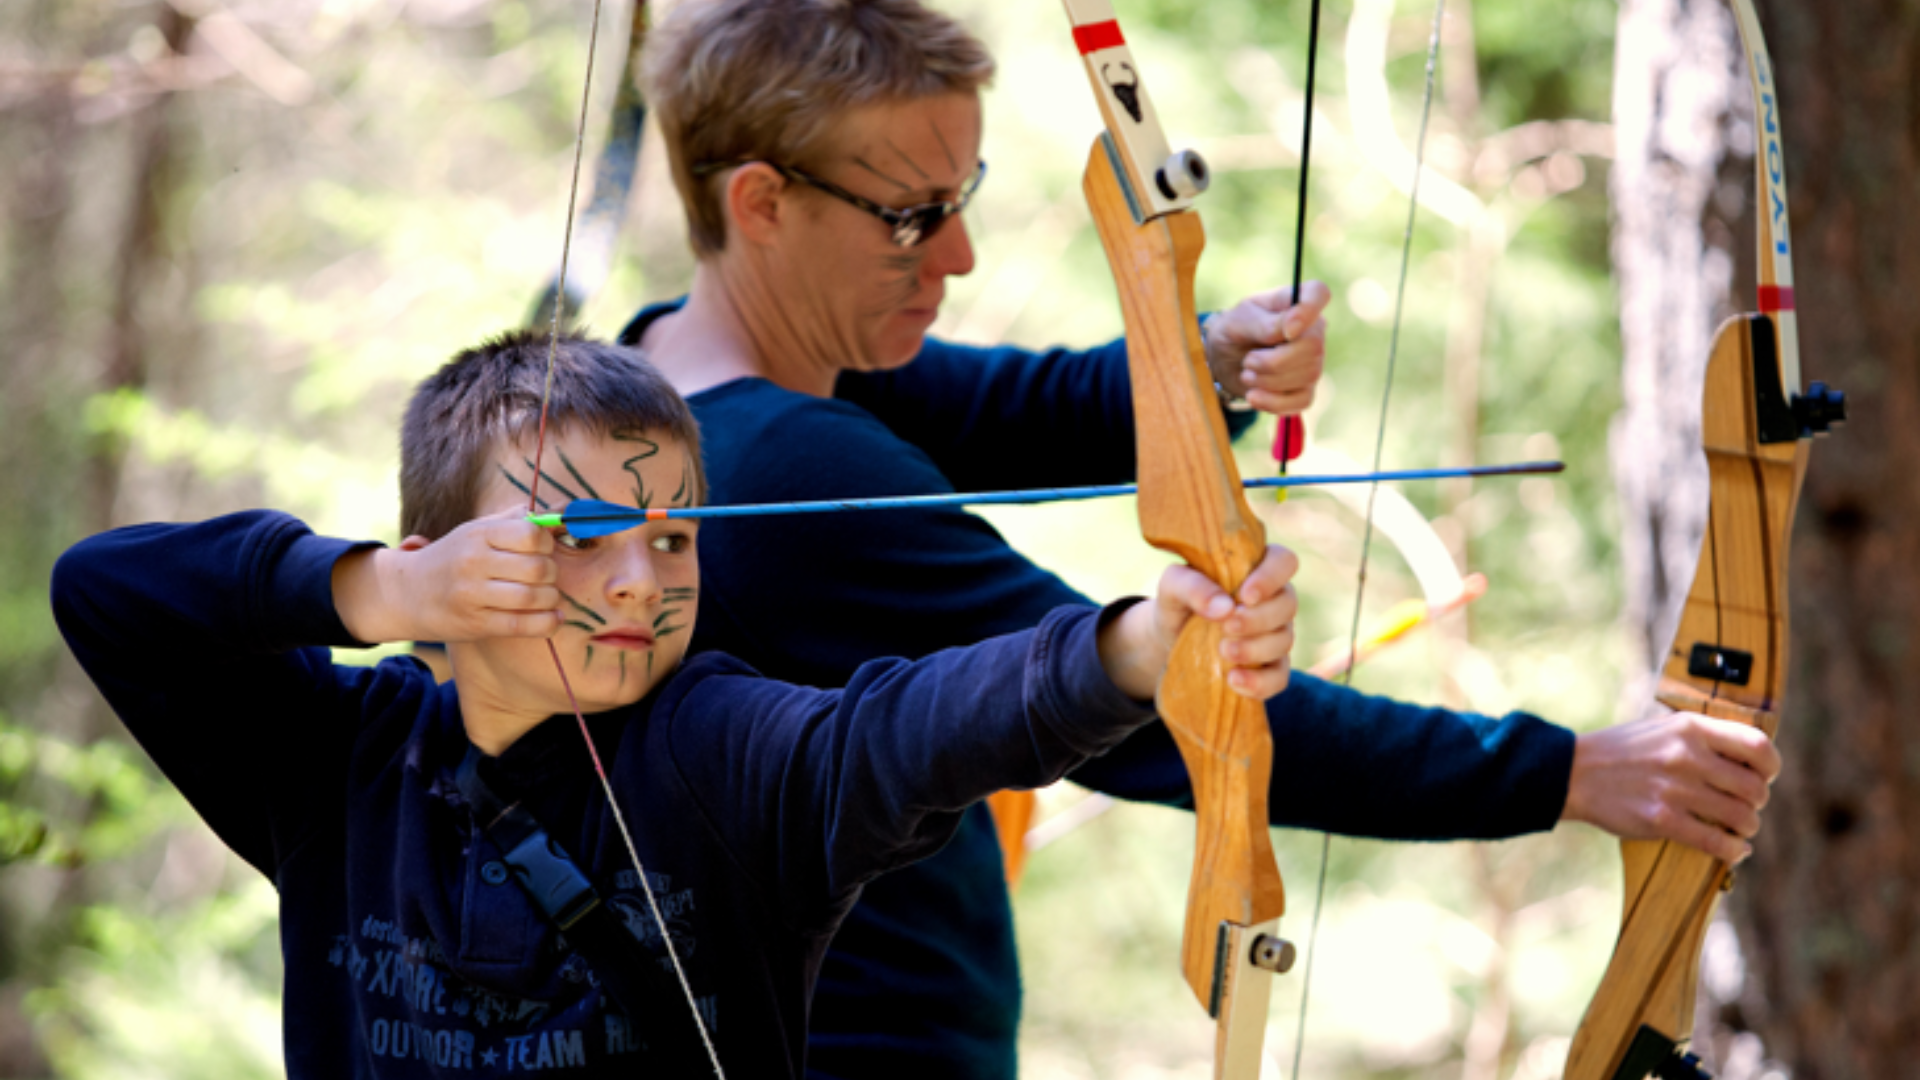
[51,511,1157,1079]
[619,302,1576,1079]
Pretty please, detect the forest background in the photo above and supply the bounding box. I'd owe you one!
[0,0,1902,1077]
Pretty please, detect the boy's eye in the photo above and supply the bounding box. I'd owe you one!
[650,532,693,555]
[554,529,593,552]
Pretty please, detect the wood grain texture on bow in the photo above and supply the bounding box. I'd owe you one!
[1565,4,1843,1077]
[1058,1,1287,1074]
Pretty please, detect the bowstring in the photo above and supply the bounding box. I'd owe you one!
[527,0,726,1073]
[1287,2,1448,1078]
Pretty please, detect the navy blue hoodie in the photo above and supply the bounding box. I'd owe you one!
[52,510,1157,1078]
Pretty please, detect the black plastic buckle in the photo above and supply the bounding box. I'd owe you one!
[502,830,602,932]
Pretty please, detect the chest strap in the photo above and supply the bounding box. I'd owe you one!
[455,745,711,1071]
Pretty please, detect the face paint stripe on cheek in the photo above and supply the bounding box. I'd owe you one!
[558,592,607,625]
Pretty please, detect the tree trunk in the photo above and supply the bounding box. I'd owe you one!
[1611,2,1920,1077]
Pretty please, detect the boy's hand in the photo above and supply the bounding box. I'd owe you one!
[1562,712,1781,864]
[333,510,562,645]
[1100,545,1300,702]
[1203,282,1331,416]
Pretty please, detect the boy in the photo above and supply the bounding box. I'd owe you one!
[51,330,1299,1078]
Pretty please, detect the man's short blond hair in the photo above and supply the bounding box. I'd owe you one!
[645,0,995,255]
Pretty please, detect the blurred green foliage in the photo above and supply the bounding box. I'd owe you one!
[0,0,1635,1075]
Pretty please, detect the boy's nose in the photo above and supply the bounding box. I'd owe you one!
[605,543,662,605]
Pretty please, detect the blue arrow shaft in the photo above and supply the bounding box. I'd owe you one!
[546,461,1563,536]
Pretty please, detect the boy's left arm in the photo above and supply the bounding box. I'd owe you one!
[665,606,1155,917]
[664,544,1299,913]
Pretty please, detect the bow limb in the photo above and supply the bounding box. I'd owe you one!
[1062,2,1288,1074]
[1565,4,1842,1077]
[528,0,650,330]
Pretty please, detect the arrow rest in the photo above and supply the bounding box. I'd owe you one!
[1793,381,1846,436]
[1745,316,1847,444]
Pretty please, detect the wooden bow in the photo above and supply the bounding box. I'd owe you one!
[1564,4,1844,1077]
[1057,1,1292,1074]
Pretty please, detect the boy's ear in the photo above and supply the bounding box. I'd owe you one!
[398,535,432,552]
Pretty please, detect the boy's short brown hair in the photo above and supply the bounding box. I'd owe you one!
[645,0,996,255]
[400,329,705,540]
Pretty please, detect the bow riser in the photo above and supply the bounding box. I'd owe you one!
[1565,312,1809,1080]
[1083,143,1266,582]
[1083,134,1285,1078]
[1661,336,1804,720]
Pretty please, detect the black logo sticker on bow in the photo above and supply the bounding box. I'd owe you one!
[1102,63,1143,123]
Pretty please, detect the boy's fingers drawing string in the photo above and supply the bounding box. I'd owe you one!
[525,0,726,1073]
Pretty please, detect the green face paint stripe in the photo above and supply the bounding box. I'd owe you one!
[613,429,661,461]
[522,457,580,502]
[564,620,599,634]
[558,591,607,626]
[497,464,550,509]
[613,430,661,508]
[582,645,595,669]
[554,446,604,501]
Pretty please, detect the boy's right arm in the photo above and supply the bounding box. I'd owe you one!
[52,511,388,876]
[330,510,560,647]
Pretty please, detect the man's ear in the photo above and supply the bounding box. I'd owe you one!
[725,163,790,247]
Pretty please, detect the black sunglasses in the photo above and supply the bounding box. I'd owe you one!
[694,159,987,248]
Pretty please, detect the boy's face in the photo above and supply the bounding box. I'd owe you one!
[460,426,701,716]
